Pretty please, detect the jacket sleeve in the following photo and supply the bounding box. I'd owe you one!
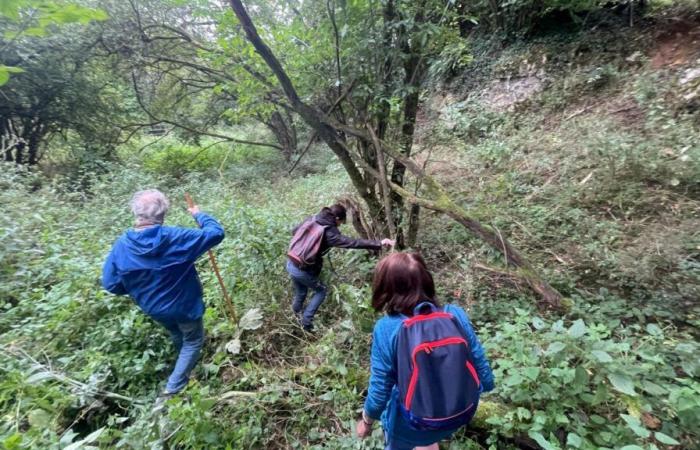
[102,248,127,296]
[363,321,397,420]
[325,226,381,250]
[451,305,495,392]
[175,212,226,261]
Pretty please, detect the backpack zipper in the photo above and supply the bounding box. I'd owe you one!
[405,337,472,410]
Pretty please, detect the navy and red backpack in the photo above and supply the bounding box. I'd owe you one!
[396,302,482,431]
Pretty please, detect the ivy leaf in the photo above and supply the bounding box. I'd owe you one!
[608,373,637,396]
[619,446,644,450]
[654,432,680,445]
[591,350,613,363]
[568,319,586,338]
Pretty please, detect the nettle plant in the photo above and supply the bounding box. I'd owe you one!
[481,307,699,450]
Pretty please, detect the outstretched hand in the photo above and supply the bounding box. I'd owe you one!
[187,205,201,215]
[381,238,395,248]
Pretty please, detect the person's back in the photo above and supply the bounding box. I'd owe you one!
[357,253,495,450]
[104,218,224,322]
[285,204,393,332]
[102,189,224,397]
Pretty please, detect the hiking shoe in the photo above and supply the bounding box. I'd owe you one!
[152,391,175,414]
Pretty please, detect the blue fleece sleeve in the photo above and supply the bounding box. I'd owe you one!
[363,320,397,420]
[101,248,127,295]
[450,305,495,392]
[175,212,225,261]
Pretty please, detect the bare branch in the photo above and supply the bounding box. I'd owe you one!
[131,72,283,151]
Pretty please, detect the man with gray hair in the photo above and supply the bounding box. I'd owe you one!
[102,189,224,398]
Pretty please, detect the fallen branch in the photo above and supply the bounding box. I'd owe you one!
[3,346,142,404]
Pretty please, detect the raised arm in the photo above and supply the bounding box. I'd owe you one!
[176,212,225,261]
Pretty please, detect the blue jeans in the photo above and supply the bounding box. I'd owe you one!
[286,260,327,328]
[159,318,205,394]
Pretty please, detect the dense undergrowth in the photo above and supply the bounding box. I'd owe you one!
[2,14,700,450]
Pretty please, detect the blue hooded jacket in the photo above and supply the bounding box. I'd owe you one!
[101,213,225,323]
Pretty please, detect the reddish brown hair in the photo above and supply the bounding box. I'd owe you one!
[371,252,437,316]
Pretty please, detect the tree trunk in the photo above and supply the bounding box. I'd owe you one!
[228,0,384,222]
[27,125,43,165]
[406,203,420,248]
[265,110,297,162]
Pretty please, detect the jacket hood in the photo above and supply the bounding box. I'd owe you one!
[123,225,170,256]
[315,209,338,228]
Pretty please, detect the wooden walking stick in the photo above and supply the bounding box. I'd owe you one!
[185,193,237,323]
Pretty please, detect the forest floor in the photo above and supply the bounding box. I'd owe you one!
[1,11,699,450]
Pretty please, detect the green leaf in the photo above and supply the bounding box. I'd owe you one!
[619,446,644,450]
[591,350,613,363]
[504,373,524,386]
[0,0,23,20]
[2,433,23,450]
[620,414,650,438]
[654,432,680,445]
[64,427,104,450]
[5,66,24,73]
[642,380,667,396]
[24,27,47,37]
[546,341,566,354]
[608,373,637,396]
[528,431,560,450]
[532,317,546,330]
[27,409,52,429]
[646,323,663,337]
[26,371,54,384]
[523,367,540,381]
[573,365,589,385]
[566,433,582,448]
[568,319,586,338]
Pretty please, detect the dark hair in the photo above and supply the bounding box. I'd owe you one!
[321,204,347,221]
[371,252,438,316]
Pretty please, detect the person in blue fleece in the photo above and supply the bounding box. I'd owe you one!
[102,189,224,396]
[356,253,495,450]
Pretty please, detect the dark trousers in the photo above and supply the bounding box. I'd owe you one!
[286,259,327,328]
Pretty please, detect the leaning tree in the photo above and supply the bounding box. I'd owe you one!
[224,0,563,307]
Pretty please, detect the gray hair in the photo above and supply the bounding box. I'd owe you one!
[130,189,170,226]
